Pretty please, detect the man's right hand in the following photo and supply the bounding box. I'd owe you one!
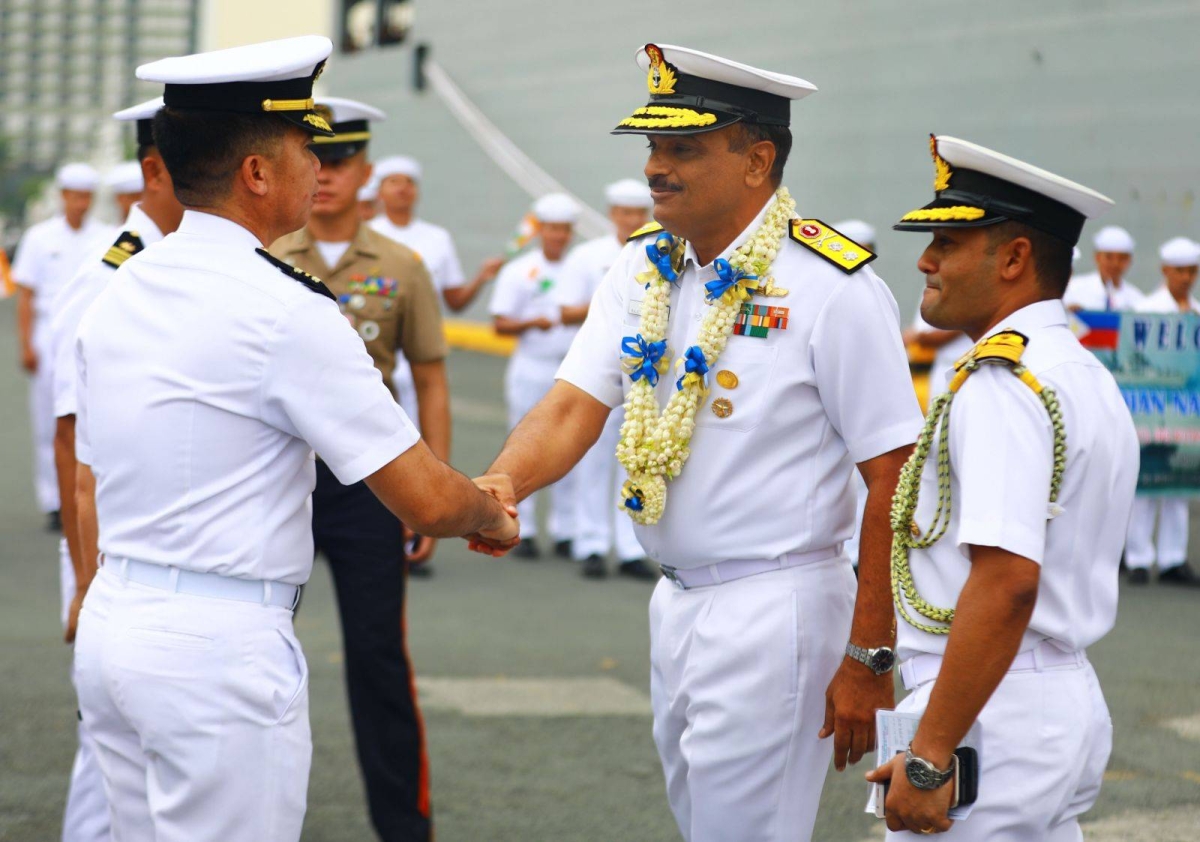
[467,474,521,556]
[531,317,555,332]
[20,346,37,374]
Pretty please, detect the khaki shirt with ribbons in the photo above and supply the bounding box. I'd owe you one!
[270,224,447,397]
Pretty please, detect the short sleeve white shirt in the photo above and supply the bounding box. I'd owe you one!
[12,215,113,324]
[370,216,465,293]
[51,204,165,419]
[554,234,623,309]
[489,248,578,361]
[1063,270,1146,311]
[75,211,420,585]
[895,301,1140,660]
[556,200,924,568]
[1136,285,1200,314]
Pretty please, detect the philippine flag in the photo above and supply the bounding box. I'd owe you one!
[1071,310,1121,350]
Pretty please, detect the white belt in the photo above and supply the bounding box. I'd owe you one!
[107,557,301,610]
[659,545,842,590]
[899,639,1085,691]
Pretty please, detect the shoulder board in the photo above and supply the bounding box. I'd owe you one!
[627,221,664,242]
[255,248,336,301]
[788,219,876,274]
[964,329,1029,368]
[101,230,145,269]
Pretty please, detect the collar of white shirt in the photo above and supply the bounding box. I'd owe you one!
[681,196,774,270]
[176,209,266,249]
[983,299,1068,341]
[123,203,166,246]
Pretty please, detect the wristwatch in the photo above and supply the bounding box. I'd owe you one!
[845,642,895,675]
[904,743,956,790]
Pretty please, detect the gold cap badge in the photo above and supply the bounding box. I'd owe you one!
[930,133,952,193]
[646,44,677,96]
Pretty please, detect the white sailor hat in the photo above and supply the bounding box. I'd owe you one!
[1159,237,1200,267]
[834,219,877,247]
[533,193,580,224]
[105,161,145,195]
[358,179,379,203]
[311,96,386,161]
[1093,225,1135,254]
[613,43,816,135]
[113,97,164,149]
[895,135,1114,246]
[605,178,653,209]
[136,36,335,137]
[375,155,422,184]
[56,162,99,192]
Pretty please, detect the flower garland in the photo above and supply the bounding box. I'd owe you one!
[616,187,796,524]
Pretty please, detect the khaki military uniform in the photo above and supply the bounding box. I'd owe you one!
[271,224,447,397]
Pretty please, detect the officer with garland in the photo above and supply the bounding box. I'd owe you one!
[471,43,923,841]
[866,135,1139,837]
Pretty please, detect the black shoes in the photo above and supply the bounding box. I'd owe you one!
[617,559,659,581]
[47,510,62,532]
[554,539,573,560]
[512,538,540,560]
[1159,564,1200,587]
[581,554,607,578]
[1128,568,1150,585]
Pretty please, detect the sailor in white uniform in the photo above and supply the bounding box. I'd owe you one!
[1063,224,1144,312]
[70,38,518,842]
[471,44,922,841]
[868,135,1139,839]
[554,179,654,579]
[1125,236,1200,586]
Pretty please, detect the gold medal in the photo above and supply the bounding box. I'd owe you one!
[711,397,734,418]
[716,370,739,389]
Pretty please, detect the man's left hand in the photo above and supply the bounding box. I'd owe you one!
[819,658,894,770]
[866,752,955,835]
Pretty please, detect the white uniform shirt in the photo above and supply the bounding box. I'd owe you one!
[12,215,112,324]
[1136,285,1200,315]
[557,201,924,569]
[895,300,1139,661]
[910,303,973,392]
[489,248,577,361]
[51,204,166,419]
[370,216,465,294]
[1063,270,1146,311]
[75,211,420,585]
[554,234,623,310]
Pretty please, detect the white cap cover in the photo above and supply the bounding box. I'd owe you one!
[105,161,145,195]
[56,162,100,191]
[1159,236,1200,267]
[375,155,422,183]
[533,193,581,224]
[604,178,653,209]
[1093,225,1135,253]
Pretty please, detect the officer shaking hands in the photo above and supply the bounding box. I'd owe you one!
[70,37,517,842]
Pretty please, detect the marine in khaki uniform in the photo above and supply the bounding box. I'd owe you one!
[269,96,447,842]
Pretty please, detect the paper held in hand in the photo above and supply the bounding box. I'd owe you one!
[865,709,983,821]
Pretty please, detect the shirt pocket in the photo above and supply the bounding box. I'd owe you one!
[694,340,779,433]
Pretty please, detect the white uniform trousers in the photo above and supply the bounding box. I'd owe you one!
[887,657,1111,841]
[74,566,311,842]
[572,409,644,562]
[1126,496,1189,570]
[505,352,576,541]
[29,324,60,513]
[649,556,855,842]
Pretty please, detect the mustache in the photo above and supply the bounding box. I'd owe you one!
[647,176,683,192]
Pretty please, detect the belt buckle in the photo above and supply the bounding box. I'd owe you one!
[660,565,685,590]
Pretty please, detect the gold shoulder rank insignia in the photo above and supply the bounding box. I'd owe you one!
[255,248,336,301]
[789,219,876,274]
[627,221,665,242]
[101,230,145,269]
[948,329,1043,394]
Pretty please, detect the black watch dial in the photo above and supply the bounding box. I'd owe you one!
[869,648,895,675]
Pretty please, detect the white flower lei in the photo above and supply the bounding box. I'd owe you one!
[617,187,796,524]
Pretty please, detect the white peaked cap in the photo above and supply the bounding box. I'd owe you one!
[1093,225,1135,253]
[1159,237,1200,267]
[112,97,164,122]
[314,96,387,124]
[375,155,422,183]
[137,35,331,85]
[633,44,817,100]
[605,178,653,209]
[834,219,876,246]
[105,161,145,195]
[56,162,99,191]
[533,193,581,224]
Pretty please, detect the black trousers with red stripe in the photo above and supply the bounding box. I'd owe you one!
[313,460,431,842]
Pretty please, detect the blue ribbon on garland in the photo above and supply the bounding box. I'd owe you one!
[704,258,758,302]
[646,233,681,283]
[620,334,668,386]
[676,345,710,391]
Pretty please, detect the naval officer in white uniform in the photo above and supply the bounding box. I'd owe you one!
[471,44,922,841]
[867,135,1139,838]
[554,178,654,579]
[1063,224,1144,312]
[1125,236,1200,587]
[70,37,518,842]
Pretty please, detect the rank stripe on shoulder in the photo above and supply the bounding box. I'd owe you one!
[627,221,665,242]
[101,230,145,269]
[256,248,336,301]
[788,219,876,274]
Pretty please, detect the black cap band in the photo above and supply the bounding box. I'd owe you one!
[944,169,1086,244]
[655,72,789,126]
[136,118,154,148]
